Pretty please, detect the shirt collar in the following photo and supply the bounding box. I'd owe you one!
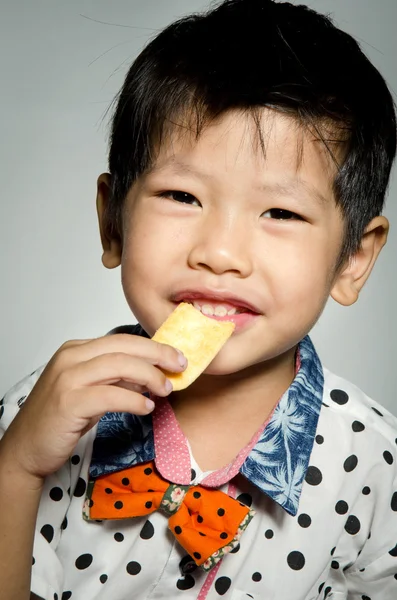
[89,327,323,516]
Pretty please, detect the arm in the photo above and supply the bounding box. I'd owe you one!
[0,334,185,599]
[0,445,44,600]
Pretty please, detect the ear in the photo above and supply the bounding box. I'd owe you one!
[96,173,123,269]
[331,216,389,306]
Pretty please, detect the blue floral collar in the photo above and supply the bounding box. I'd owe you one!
[89,327,323,516]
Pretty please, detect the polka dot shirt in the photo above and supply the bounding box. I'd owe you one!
[1,335,397,600]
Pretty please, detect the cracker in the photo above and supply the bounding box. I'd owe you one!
[152,302,235,390]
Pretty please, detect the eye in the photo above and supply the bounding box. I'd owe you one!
[159,190,201,206]
[262,208,303,220]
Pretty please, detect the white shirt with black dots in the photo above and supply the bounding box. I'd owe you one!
[1,357,397,600]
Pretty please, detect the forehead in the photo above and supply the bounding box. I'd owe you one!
[148,109,340,200]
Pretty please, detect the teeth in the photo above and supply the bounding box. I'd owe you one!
[192,301,238,316]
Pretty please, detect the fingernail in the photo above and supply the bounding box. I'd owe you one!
[177,350,187,367]
[145,399,155,412]
[164,379,173,394]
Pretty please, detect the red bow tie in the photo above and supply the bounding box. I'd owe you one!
[83,461,254,571]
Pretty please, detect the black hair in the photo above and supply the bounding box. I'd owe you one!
[106,0,396,266]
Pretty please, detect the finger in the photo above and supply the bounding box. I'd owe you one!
[58,353,173,397]
[54,334,187,374]
[70,385,156,419]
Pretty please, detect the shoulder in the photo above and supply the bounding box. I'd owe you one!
[321,367,397,465]
[0,365,46,431]
[323,367,397,433]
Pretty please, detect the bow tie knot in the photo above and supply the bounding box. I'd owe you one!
[84,461,254,571]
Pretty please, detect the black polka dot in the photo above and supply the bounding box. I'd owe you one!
[236,493,253,507]
[305,466,322,485]
[99,574,108,584]
[252,572,262,582]
[298,514,311,528]
[140,520,155,540]
[391,492,397,511]
[335,500,349,515]
[191,469,197,481]
[330,547,336,555]
[372,407,383,417]
[105,488,113,494]
[73,478,87,498]
[345,515,361,535]
[230,543,240,554]
[287,551,305,570]
[114,501,123,510]
[145,501,153,509]
[324,587,332,598]
[265,529,274,539]
[330,389,349,405]
[344,455,358,472]
[315,435,324,444]
[193,491,201,499]
[144,467,153,475]
[49,487,63,502]
[362,486,371,495]
[32,556,35,565]
[126,561,142,575]
[352,421,365,432]
[193,552,201,559]
[122,478,130,486]
[331,560,339,569]
[175,526,182,535]
[362,596,371,600]
[383,451,394,465]
[199,532,206,537]
[54,594,58,600]
[114,532,124,542]
[75,554,93,570]
[214,576,232,595]
[197,515,203,524]
[217,508,225,516]
[179,555,197,575]
[177,575,195,590]
[61,516,68,530]
[0,406,4,419]
[40,524,54,544]
[318,582,325,593]
[71,455,80,465]
[220,532,228,540]
[389,543,397,557]
[61,593,72,600]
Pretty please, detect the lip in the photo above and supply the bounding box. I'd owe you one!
[172,288,262,314]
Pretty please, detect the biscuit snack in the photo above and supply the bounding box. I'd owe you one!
[152,302,235,390]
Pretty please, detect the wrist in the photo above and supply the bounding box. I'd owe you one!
[0,440,45,493]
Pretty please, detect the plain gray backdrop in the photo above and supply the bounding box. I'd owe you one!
[0,0,396,410]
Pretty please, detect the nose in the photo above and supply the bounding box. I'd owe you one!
[187,211,253,277]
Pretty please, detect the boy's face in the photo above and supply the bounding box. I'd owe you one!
[98,110,375,375]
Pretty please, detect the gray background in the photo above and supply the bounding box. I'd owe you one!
[0,0,395,410]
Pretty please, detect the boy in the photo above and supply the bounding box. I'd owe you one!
[0,0,396,598]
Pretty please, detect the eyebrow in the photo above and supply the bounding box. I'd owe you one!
[257,180,330,206]
[147,159,215,181]
[148,160,330,205]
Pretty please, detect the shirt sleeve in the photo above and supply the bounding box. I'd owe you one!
[0,368,68,599]
[342,433,397,600]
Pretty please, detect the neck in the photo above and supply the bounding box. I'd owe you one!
[170,345,297,424]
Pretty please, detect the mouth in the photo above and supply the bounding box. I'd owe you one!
[171,290,261,327]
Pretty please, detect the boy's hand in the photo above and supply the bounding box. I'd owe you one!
[0,334,186,482]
